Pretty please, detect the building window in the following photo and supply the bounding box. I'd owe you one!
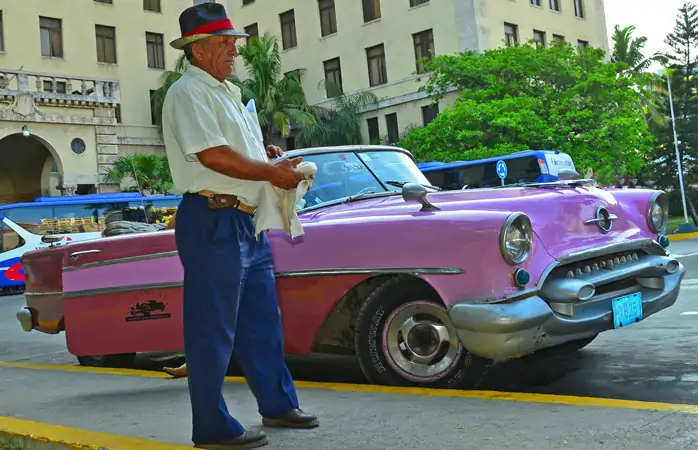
[533,30,546,48]
[362,0,381,23]
[318,0,337,37]
[574,0,584,18]
[42,80,67,94]
[243,0,255,4]
[367,117,380,144]
[280,10,297,50]
[323,57,343,97]
[413,29,434,73]
[421,104,439,126]
[244,23,258,45]
[0,11,5,52]
[549,0,560,11]
[577,39,589,49]
[385,113,399,143]
[143,0,161,12]
[95,25,117,64]
[553,34,565,41]
[40,17,63,58]
[504,23,518,47]
[285,136,296,151]
[94,0,113,3]
[410,0,429,6]
[530,0,541,6]
[366,43,387,86]
[146,32,165,69]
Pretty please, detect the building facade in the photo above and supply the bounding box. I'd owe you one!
[0,0,608,204]
[228,0,609,146]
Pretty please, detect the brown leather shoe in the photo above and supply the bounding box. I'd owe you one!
[193,429,268,449]
[262,408,319,429]
[163,363,187,378]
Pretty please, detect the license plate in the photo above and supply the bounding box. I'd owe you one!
[611,292,643,329]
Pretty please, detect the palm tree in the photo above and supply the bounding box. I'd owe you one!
[102,153,173,194]
[297,82,378,147]
[227,32,316,141]
[611,24,669,127]
[150,33,316,142]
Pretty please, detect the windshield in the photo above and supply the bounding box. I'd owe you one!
[299,150,431,209]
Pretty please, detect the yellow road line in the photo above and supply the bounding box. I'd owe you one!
[3,361,698,415]
[668,232,698,241]
[0,416,190,449]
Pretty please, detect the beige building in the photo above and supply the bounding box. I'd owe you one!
[0,0,608,204]
[228,0,609,147]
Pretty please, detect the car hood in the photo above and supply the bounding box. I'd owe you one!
[299,186,652,261]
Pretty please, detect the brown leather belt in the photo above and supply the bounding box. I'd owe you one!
[197,190,256,215]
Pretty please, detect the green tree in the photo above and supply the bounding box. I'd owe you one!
[227,32,316,141]
[297,81,378,147]
[150,33,316,142]
[399,40,653,183]
[611,24,668,127]
[102,153,173,194]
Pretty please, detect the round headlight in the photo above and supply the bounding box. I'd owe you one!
[499,213,533,265]
[647,192,668,234]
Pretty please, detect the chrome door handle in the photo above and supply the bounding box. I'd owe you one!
[70,249,102,261]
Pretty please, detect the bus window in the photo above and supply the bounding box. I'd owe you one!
[0,222,25,253]
[2,206,54,235]
[51,204,102,233]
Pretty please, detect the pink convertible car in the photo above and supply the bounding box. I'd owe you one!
[16,145,684,389]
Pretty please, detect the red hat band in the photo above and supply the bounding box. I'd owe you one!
[182,18,235,37]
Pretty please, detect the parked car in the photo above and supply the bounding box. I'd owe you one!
[16,145,684,389]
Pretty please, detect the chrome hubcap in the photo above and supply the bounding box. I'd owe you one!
[383,301,462,382]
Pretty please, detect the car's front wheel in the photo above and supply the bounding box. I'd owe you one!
[354,276,492,390]
[76,353,137,368]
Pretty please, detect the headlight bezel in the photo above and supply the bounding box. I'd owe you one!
[646,191,669,234]
[499,212,534,265]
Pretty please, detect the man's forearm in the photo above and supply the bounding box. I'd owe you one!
[196,145,274,182]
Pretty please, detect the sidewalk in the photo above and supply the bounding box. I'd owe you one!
[1,364,698,449]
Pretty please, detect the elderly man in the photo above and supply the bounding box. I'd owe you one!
[162,4,318,449]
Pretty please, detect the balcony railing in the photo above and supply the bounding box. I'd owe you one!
[0,69,120,106]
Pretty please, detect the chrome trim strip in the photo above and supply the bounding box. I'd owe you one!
[275,267,464,278]
[64,281,184,299]
[63,251,179,272]
[24,291,63,297]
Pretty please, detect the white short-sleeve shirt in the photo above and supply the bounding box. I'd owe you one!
[161,64,269,206]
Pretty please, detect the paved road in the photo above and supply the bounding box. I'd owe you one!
[1,239,697,405]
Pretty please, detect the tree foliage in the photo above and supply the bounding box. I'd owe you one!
[102,153,172,195]
[297,81,378,148]
[399,41,652,183]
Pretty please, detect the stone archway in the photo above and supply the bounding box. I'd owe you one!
[0,133,63,204]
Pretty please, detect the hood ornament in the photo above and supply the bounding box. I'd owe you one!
[585,207,617,232]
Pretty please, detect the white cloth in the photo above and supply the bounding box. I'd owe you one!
[161,64,269,207]
[254,161,317,239]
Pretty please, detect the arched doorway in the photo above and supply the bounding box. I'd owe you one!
[0,133,63,204]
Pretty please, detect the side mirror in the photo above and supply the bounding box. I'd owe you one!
[402,183,441,212]
[41,235,62,244]
[557,168,581,181]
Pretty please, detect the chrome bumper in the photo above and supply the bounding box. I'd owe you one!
[448,257,685,362]
[16,307,33,332]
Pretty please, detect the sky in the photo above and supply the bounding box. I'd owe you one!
[604,0,696,66]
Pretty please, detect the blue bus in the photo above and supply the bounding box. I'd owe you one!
[0,192,182,294]
[417,150,578,190]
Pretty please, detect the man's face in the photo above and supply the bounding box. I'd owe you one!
[193,35,239,81]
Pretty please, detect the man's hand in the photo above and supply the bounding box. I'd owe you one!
[268,156,305,190]
[266,145,283,159]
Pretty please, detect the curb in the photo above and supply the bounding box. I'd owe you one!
[0,417,190,450]
[668,232,698,242]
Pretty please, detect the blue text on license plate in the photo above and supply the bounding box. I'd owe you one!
[611,292,643,329]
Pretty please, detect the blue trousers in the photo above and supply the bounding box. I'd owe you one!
[174,194,299,445]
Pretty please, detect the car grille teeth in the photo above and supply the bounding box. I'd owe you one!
[563,252,641,279]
